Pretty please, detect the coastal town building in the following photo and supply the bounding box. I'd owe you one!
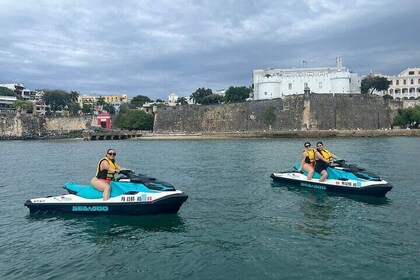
[252,57,360,100]
[34,100,50,115]
[0,83,45,113]
[168,93,178,106]
[168,93,196,106]
[77,94,129,110]
[0,95,17,110]
[371,68,420,100]
[0,83,42,100]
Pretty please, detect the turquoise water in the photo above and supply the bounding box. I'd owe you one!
[1,137,419,279]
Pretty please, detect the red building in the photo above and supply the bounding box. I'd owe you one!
[97,112,111,129]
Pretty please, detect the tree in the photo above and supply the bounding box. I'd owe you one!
[0,87,16,96]
[224,86,252,103]
[103,103,116,115]
[42,90,68,111]
[130,95,151,107]
[393,106,420,128]
[118,103,130,114]
[68,91,79,103]
[201,94,224,105]
[361,76,391,94]
[82,103,93,114]
[12,100,33,113]
[41,89,80,113]
[190,88,213,104]
[383,94,393,101]
[96,96,106,107]
[178,97,188,105]
[68,103,81,115]
[114,109,154,130]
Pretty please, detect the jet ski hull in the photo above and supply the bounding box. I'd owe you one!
[24,192,188,215]
[270,172,392,197]
[25,172,188,215]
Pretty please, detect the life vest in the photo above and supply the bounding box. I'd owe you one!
[303,148,316,165]
[318,149,332,161]
[95,157,117,180]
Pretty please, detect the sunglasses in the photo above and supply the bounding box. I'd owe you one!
[108,152,117,156]
[305,145,311,148]
[317,145,323,147]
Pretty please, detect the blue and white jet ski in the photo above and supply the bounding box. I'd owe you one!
[24,170,188,215]
[270,159,392,197]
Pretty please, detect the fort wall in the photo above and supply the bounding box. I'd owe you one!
[154,94,393,133]
[0,113,94,139]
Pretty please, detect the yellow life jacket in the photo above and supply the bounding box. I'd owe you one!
[95,157,117,180]
[303,148,316,163]
[319,149,332,161]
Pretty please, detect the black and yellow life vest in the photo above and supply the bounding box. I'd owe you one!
[318,149,332,161]
[303,148,316,164]
[95,157,117,180]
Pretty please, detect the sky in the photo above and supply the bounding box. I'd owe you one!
[1,0,419,100]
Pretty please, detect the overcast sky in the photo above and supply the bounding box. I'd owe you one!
[1,0,419,100]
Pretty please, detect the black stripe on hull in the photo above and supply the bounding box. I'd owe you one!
[24,194,188,215]
[270,174,392,197]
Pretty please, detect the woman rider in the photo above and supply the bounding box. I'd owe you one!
[91,148,122,201]
[315,142,339,182]
[298,142,317,180]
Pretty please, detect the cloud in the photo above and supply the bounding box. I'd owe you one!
[0,0,419,99]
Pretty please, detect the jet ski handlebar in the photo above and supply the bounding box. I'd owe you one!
[118,169,135,177]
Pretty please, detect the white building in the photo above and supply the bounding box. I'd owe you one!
[0,95,17,109]
[253,57,360,100]
[375,68,420,100]
[212,89,226,96]
[0,83,39,100]
[168,93,178,106]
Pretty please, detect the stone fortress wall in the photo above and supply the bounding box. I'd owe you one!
[154,94,394,133]
[0,112,94,139]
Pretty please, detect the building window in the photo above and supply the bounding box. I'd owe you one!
[304,83,308,88]
[288,83,292,90]
[409,71,415,75]
[319,82,323,89]
[390,80,393,85]
[418,79,420,84]
[411,79,414,84]
[264,92,267,96]
[396,80,399,85]
[403,80,406,85]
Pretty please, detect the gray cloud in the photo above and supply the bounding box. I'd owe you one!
[0,0,419,99]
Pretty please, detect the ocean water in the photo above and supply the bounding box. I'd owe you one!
[1,137,419,279]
